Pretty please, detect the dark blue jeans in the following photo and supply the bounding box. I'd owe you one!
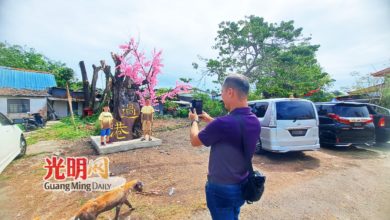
[205,181,245,220]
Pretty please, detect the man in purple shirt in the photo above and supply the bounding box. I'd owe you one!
[189,74,261,220]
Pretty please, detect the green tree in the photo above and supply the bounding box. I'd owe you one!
[0,42,79,88]
[256,43,334,97]
[307,90,335,102]
[197,16,333,97]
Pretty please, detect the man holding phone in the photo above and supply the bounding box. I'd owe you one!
[189,74,261,220]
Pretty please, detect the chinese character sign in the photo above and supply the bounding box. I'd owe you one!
[110,102,140,142]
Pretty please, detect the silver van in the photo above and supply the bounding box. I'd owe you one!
[249,98,320,153]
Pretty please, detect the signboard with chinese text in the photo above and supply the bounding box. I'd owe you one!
[109,102,140,142]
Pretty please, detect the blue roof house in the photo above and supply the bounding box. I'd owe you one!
[0,66,56,119]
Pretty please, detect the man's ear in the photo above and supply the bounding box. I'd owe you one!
[226,88,233,97]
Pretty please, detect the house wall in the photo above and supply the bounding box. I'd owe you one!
[53,101,68,118]
[52,101,84,118]
[0,96,47,119]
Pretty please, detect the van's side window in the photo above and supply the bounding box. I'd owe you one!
[250,102,268,118]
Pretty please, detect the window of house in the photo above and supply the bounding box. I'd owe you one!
[7,99,30,113]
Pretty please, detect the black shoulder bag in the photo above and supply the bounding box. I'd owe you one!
[234,115,266,204]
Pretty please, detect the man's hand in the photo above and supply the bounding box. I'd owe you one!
[199,111,214,123]
[188,109,203,147]
[188,109,199,121]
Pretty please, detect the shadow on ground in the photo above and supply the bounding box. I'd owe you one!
[253,151,320,172]
[320,143,388,159]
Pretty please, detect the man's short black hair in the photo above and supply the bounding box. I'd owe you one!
[222,74,250,97]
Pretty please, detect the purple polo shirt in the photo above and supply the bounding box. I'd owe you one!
[198,107,261,184]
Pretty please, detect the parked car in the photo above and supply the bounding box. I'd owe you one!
[315,102,376,147]
[0,113,27,174]
[364,103,390,142]
[249,98,320,153]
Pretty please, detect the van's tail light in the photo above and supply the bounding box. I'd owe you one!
[327,113,350,125]
[328,113,373,125]
[366,114,374,124]
[378,117,385,127]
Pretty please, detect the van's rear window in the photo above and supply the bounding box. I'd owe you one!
[276,101,315,120]
[334,105,369,117]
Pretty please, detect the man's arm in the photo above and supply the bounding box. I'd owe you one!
[189,111,203,147]
[190,121,203,147]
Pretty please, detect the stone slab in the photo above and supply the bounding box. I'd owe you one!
[90,136,162,154]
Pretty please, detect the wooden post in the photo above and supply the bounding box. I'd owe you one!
[66,83,77,130]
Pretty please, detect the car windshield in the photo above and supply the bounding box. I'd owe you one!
[276,101,315,120]
[334,105,369,117]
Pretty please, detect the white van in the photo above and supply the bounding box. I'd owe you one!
[249,98,320,153]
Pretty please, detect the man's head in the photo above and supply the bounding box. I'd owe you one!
[221,74,250,111]
[103,105,110,112]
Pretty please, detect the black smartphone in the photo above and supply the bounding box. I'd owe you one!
[191,100,203,115]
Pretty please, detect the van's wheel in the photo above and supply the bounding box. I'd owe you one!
[17,136,27,158]
[255,139,264,154]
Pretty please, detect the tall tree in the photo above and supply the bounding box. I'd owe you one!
[256,43,333,97]
[196,16,333,97]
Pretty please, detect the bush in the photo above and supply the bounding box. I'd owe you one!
[178,108,189,118]
[379,76,390,108]
[248,91,263,101]
[163,101,179,112]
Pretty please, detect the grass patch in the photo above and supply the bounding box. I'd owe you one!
[154,123,189,132]
[26,115,100,145]
[0,175,11,181]
[31,167,47,176]
[19,152,48,159]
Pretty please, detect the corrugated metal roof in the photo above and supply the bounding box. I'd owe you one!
[0,66,57,90]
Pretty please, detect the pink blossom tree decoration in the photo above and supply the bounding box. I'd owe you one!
[117,38,191,106]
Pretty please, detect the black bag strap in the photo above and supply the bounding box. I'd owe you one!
[233,114,254,174]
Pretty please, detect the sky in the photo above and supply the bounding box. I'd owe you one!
[0,0,389,92]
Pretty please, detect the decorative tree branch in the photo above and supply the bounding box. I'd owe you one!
[117,38,191,106]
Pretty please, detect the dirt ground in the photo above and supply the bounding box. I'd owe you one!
[0,119,389,220]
